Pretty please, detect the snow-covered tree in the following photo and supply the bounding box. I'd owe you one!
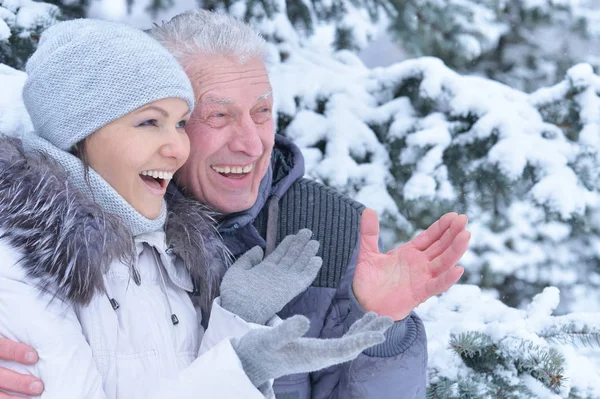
[270,47,600,313]
[421,285,600,398]
[385,0,600,92]
[196,0,390,51]
[0,0,59,69]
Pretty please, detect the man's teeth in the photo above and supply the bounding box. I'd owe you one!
[140,170,174,180]
[212,164,253,174]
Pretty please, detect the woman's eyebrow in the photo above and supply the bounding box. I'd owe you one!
[136,105,169,117]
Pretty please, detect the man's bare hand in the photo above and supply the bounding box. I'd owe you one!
[353,209,470,321]
[0,338,44,398]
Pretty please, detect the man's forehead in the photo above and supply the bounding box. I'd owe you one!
[201,90,273,104]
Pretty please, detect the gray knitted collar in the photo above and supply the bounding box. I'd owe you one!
[0,136,230,312]
[20,133,166,237]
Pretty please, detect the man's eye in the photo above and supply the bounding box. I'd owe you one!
[253,109,272,124]
[212,113,226,118]
[137,119,158,127]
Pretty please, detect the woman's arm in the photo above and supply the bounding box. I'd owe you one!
[0,266,264,399]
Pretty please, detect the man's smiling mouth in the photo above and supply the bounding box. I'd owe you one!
[211,163,254,179]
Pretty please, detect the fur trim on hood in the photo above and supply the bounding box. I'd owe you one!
[165,193,231,313]
[0,136,229,312]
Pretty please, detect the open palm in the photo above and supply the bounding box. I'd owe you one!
[353,209,470,321]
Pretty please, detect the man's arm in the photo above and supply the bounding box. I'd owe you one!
[310,209,469,398]
[0,340,43,398]
[309,234,427,398]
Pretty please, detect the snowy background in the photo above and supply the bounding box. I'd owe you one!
[3,0,600,396]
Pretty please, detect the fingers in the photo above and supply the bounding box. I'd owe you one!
[278,230,314,269]
[0,339,43,396]
[425,265,464,298]
[423,214,468,260]
[297,329,385,367]
[262,315,310,351]
[0,392,29,399]
[283,249,322,303]
[0,391,38,399]
[299,255,322,284]
[0,367,44,397]
[429,230,470,277]
[359,208,381,256]
[266,229,312,266]
[346,312,378,335]
[365,315,394,334]
[0,339,37,366]
[233,246,264,270]
[289,239,320,272]
[410,213,460,251]
[335,331,386,358]
[348,312,393,336]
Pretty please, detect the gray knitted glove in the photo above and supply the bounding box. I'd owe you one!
[220,229,322,325]
[231,312,393,388]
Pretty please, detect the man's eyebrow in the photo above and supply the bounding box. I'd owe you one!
[203,97,233,104]
[257,91,273,101]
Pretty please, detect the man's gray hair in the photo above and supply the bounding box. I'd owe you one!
[148,9,267,67]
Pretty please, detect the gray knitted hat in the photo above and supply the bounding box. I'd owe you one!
[23,18,195,151]
[20,19,195,236]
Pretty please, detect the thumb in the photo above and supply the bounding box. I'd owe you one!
[359,208,381,256]
[267,315,310,350]
[233,246,264,271]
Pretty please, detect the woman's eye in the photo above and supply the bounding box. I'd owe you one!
[137,119,158,127]
[177,120,188,129]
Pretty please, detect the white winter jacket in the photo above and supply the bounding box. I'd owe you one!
[0,137,268,399]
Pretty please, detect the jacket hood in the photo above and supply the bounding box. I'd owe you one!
[269,134,305,199]
[164,192,231,312]
[0,136,229,311]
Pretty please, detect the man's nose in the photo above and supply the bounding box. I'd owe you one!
[228,115,263,157]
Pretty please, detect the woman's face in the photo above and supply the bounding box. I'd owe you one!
[85,98,191,219]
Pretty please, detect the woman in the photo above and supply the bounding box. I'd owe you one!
[0,18,392,399]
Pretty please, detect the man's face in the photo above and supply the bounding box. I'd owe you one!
[176,56,275,214]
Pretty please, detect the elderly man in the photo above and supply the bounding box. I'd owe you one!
[0,10,469,399]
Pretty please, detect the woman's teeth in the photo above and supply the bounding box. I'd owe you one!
[140,170,174,180]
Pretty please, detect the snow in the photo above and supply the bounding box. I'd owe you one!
[273,52,596,222]
[14,0,56,34]
[420,285,600,397]
[268,50,600,328]
[1,0,58,44]
[0,18,10,41]
[87,0,198,29]
[0,64,31,136]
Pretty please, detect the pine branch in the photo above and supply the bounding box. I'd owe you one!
[450,331,499,372]
[510,340,566,393]
[542,324,600,348]
[427,377,456,399]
